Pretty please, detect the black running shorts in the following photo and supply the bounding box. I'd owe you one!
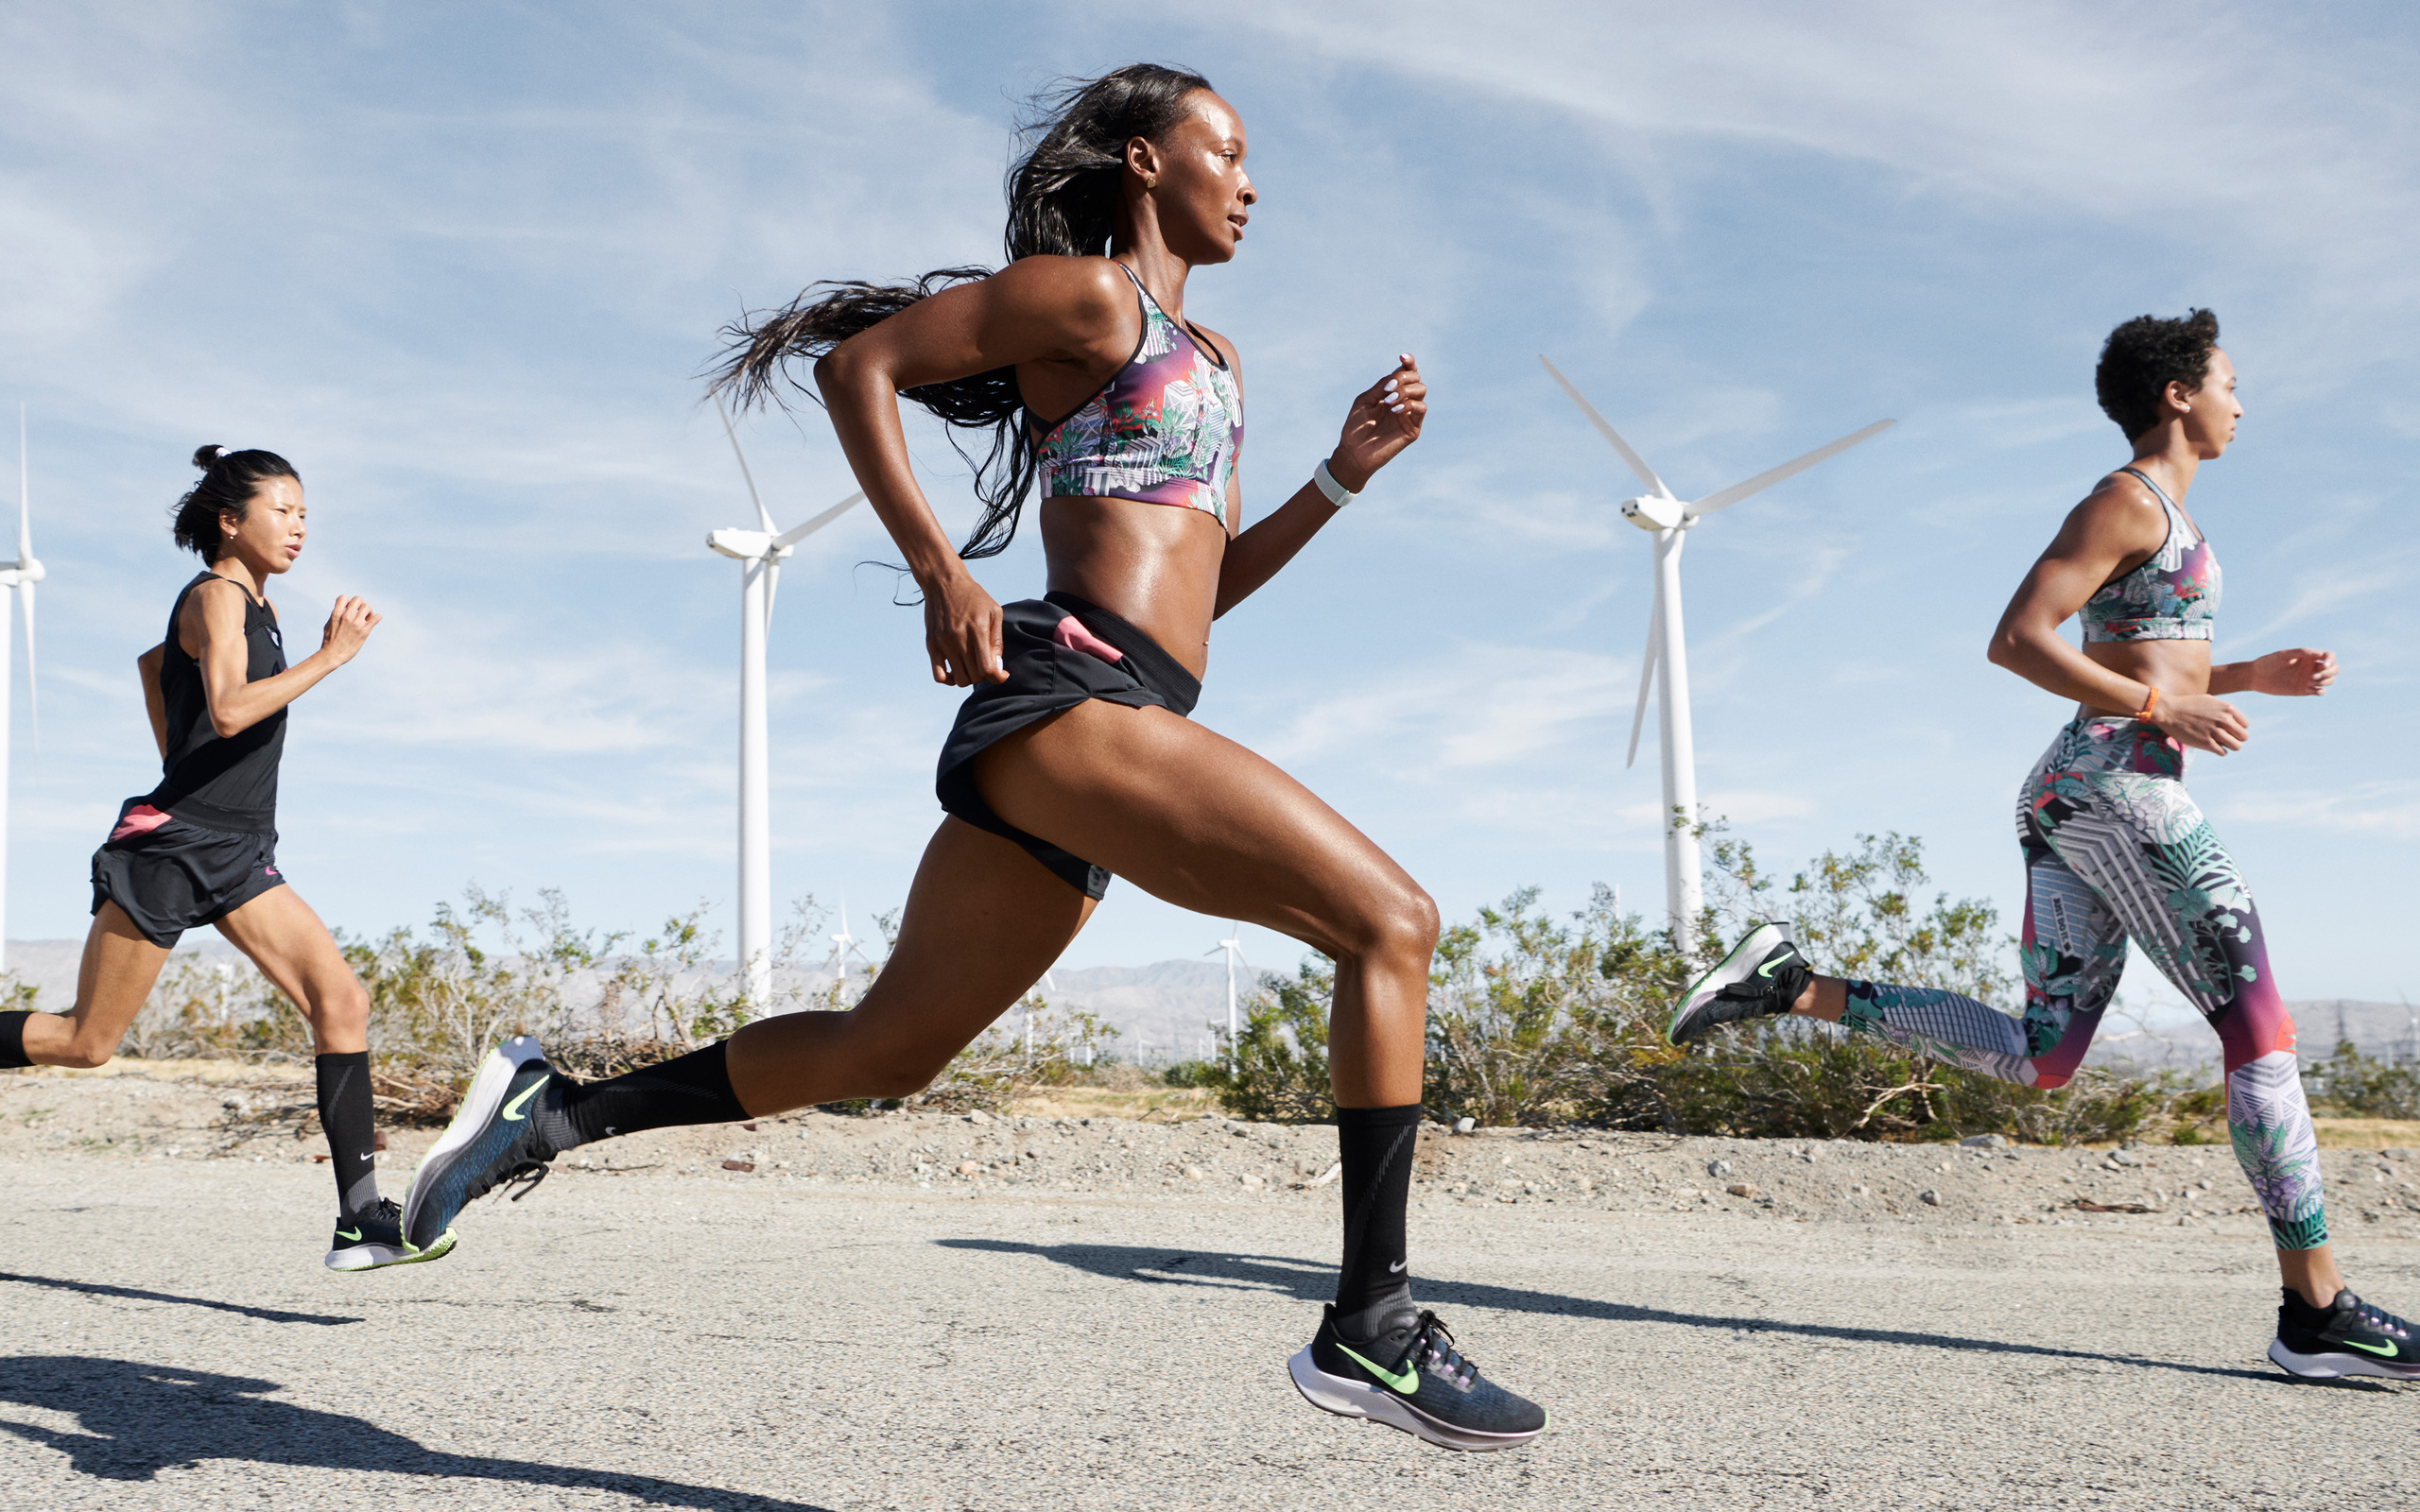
[935,592,1201,899]
[89,798,287,948]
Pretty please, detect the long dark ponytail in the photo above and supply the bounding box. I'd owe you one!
[173,444,300,560]
[708,62,1215,560]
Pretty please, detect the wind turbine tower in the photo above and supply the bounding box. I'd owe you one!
[0,410,44,975]
[1208,924,1248,1072]
[706,399,863,1009]
[1541,359,1891,948]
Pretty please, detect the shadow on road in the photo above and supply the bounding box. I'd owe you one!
[937,1238,2302,1385]
[0,1355,835,1509]
[0,1272,360,1326]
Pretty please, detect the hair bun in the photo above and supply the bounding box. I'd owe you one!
[191,444,226,470]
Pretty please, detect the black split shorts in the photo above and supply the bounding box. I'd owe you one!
[89,798,286,948]
[935,591,1201,899]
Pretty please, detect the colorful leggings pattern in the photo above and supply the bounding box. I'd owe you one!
[1837,716,2325,1250]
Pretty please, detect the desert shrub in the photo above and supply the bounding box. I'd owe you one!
[2306,1040,2420,1120]
[904,993,1122,1113]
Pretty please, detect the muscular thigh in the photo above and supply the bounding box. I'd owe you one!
[212,886,355,1015]
[972,698,1419,957]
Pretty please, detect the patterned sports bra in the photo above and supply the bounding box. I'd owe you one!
[1028,263,1244,526]
[2079,466,2221,643]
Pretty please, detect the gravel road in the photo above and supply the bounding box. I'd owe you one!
[4,1065,2415,1509]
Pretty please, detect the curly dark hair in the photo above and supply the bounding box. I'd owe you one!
[173,444,299,560]
[2095,309,2221,439]
[707,62,1216,560]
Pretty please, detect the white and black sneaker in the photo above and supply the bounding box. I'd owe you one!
[324,1197,454,1272]
[2270,1288,2420,1381]
[1289,1304,1547,1452]
[401,1037,563,1254]
[1668,922,1811,1046]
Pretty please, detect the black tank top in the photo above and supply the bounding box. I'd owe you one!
[147,572,286,833]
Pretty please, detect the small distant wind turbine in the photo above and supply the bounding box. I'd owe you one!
[1206,924,1249,1072]
[1541,357,1892,947]
[0,409,45,975]
[706,398,864,1009]
[825,891,878,1000]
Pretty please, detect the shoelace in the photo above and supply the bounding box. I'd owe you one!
[494,1160,551,1204]
[2355,1302,2413,1340]
[1409,1311,1478,1390]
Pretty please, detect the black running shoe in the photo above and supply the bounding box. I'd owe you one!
[324,1197,455,1272]
[1288,1305,1547,1452]
[1668,922,1810,1046]
[401,1037,562,1253]
[2270,1288,2420,1381]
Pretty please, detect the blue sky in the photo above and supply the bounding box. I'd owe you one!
[3,2,2415,1013]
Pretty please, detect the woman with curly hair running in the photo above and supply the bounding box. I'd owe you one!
[403,65,1546,1451]
[1670,309,2414,1382]
[0,446,439,1272]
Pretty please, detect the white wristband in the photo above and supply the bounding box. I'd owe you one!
[1313,459,1357,508]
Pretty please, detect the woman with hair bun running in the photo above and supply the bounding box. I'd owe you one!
[1671,310,2416,1382]
[404,64,1546,1451]
[0,445,445,1272]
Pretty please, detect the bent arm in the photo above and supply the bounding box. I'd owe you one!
[136,644,167,760]
[1215,477,1347,618]
[1984,483,2169,711]
[188,586,346,738]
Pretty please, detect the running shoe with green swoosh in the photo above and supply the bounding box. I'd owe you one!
[324,1196,455,1271]
[401,1036,566,1254]
[1668,922,1810,1046]
[2270,1287,2420,1381]
[1288,1305,1547,1451]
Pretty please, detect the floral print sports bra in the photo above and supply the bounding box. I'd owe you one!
[2079,466,2220,643]
[1028,264,1243,526]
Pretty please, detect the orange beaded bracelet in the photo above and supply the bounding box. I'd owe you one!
[2133,685,2160,721]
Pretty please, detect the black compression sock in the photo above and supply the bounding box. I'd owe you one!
[547,1040,751,1150]
[1334,1103,1423,1331]
[0,1011,29,1069]
[314,1052,381,1219]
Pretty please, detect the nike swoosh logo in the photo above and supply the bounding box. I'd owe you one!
[1337,1342,1420,1395]
[1388,1260,1407,1274]
[1756,950,1798,979]
[336,1228,361,1242]
[2345,1338,2399,1358]
[501,1076,550,1123]
[358,1153,373,1162]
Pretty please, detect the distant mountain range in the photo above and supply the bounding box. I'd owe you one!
[10,936,2410,1074]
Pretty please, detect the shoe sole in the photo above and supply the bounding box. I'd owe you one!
[1287,1348,1544,1452]
[1667,922,1791,1045]
[2269,1337,2420,1381]
[323,1228,458,1272]
[401,1036,545,1248]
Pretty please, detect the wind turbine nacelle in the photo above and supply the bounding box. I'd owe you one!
[707,527,788,562]
[1617,495,1687,532]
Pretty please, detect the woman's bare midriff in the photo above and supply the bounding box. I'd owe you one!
[1039,495,1227,678]
[2076,639,2213,720]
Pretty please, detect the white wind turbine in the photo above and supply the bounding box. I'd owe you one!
[825,891,878,1000]
[706,398,864,1008]
[1206,924,1249,1072]
[0,410,45,976]
[1540,358,1892,947]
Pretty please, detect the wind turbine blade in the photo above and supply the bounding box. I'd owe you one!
[771,490,865,549]
[16,404,27,565]
[764,557,780,623]
[19,577,33,749]
[1624,574,1662,769]
[717,396,777,535]
[1539,355,1670,499]
[1685,419,1894,519]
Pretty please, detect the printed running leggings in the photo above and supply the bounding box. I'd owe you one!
[1836,715,2325,1250]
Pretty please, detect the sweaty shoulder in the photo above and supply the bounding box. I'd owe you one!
[988,255,1133,326]
[2063,472,2172,558]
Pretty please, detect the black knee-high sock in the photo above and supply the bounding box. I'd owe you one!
[1334,1104,1423,1337]
[314,1052,380,1219]
[0,1010,29,1070]
[540,1040,751,1151]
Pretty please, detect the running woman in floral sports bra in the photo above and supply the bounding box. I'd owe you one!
[1670,309,2418,1381]
[401,65,1547,1451]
